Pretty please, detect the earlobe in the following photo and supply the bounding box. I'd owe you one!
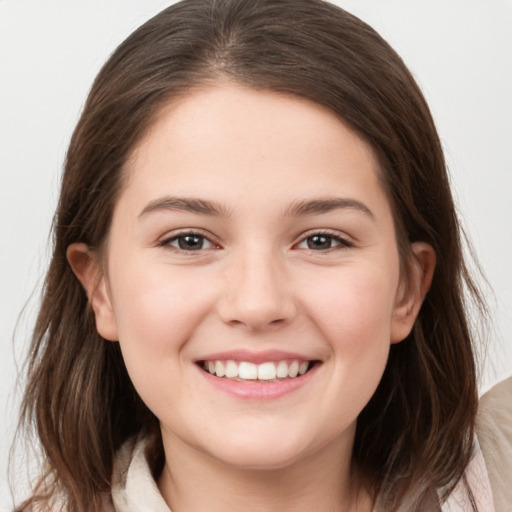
[390,242,436,344]
[66,243,119,341]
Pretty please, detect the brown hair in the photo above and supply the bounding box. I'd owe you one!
[17,0,484,510]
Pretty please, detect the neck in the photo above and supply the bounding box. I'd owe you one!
[157,429,373,512]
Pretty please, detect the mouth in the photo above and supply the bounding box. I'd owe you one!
[197,359,319,383]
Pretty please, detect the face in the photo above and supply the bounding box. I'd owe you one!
[71,83,430,471]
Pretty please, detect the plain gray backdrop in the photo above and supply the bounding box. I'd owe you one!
[1,1,511,509]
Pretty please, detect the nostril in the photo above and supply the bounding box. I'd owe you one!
[217,280,297,331]
[240,317,288,332]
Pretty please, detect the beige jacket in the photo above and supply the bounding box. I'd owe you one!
[110,435,495,512]
[476,376,512,512]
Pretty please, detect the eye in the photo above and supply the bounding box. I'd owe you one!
[161,233,216,251]
[296,232,352,251]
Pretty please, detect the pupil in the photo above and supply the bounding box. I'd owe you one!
[308,235,331,250]
[179,235,203,250]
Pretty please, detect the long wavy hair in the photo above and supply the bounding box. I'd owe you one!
[16,0,485,510]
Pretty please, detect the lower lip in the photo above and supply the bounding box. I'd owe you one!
[197,364,318,399]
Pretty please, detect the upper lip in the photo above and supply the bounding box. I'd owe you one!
[196,349,318,364]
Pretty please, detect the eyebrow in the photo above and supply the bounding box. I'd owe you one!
[139,196,231,218]
[285,197,375,220]
[138,195,374,220]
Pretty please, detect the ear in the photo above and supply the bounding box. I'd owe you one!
[390,242,436,344]
[66,243,119,341]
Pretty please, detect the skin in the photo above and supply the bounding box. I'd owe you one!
[68,83,435,512]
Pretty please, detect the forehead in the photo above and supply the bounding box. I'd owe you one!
[121,83,389,218]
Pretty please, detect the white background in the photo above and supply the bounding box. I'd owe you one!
[1,1,511,509]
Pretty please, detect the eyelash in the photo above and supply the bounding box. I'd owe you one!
[158,230,354,253]
[295,230,354,251]
[158,230,219,252]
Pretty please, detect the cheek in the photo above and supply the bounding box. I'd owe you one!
[106,263,214,402]
[280,266,398,443]
[110,260,212,347]
[303,265,398,401]
[305,266,397,349]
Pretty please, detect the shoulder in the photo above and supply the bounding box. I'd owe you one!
[15,496,114,512]
[111,435,170,512]
[476,376,512,512]
[478,376,512,429]
[13,499,60,512]
[439,438,495,512]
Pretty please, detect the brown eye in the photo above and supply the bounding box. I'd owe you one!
[178,235,204,250]
[296,233,353,251]
[163,233,215,251]
[306,235,334,250]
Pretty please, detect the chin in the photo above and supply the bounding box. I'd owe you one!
[200,431,316,471]
[214,448,306,471]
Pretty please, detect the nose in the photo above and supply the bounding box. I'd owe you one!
[217,247,297,333]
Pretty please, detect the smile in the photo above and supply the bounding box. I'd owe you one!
[200,359,316,382]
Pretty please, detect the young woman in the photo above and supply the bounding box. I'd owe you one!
[16,0,494,510]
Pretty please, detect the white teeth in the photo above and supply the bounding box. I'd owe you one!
[288,361,299,378]
[203,359,313,381]
[258,362,276,380]
[215,361,225,377]
[225,360,238,378]
[299,361,308,375]
[276,360,289,378]
[238,362,258,380]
